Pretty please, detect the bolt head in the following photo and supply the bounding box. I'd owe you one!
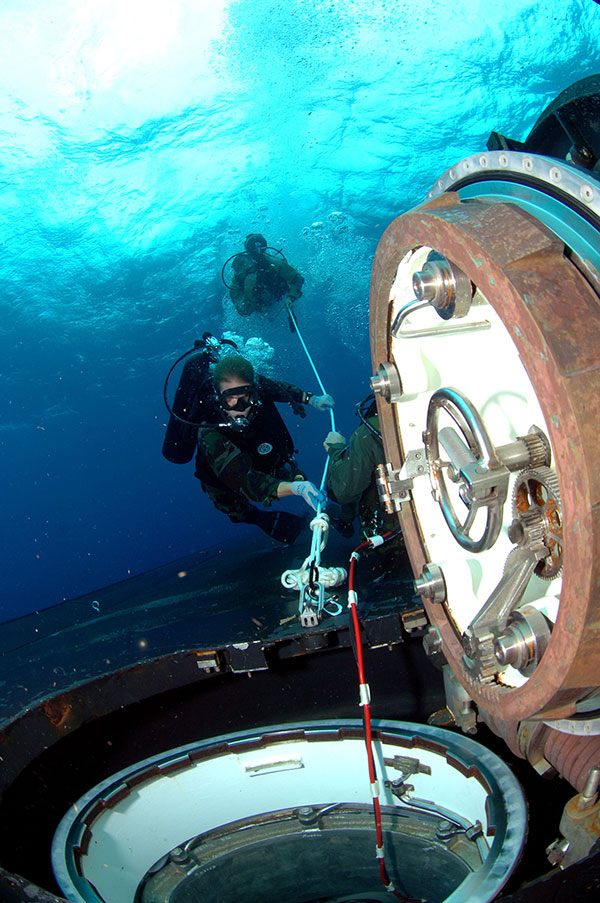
[462,632,477,657]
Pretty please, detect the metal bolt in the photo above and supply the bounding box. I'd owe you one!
[422,626,444,660]
[370,361,402,403]
[413,268,439,303]
[436,819,455,840]
[577,764,600,811]
[296,806,316,825]
[462,631,477,658]
[414,563,446,604]
[580,184,595,203]
[546,837,569,866]
[458,485,472,505]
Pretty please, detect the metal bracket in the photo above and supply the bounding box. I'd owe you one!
[437,819,484,842]
[195,652,220,673]
[224,641,268,673]
[375,463,411,513]
[375,448,427,513]
[299,581,325,627]
[389,755,432,778]
[300,606,319,628]
[404,448,428,479]
[401,608,429,635]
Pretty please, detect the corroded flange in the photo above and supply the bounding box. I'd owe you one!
[370,193,600,721]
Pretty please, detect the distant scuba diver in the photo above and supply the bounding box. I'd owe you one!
[222,233,304,317]
[163,345,335,545]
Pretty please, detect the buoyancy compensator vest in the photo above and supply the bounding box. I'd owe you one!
[195,400,297,488]
[251,259,290,308]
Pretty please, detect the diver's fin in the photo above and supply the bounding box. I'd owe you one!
[246,509,305,545]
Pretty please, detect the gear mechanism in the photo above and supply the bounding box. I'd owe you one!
[513,467,563,579]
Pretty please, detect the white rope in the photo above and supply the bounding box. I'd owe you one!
[288,309,333,408]
[288,306,335,499]
[280,309,347,619]
[281,566,347,591]
[281,513,347,591]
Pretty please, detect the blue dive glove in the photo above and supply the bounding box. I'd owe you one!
[290,480,325,511]
[308,393,335,412]
[323,431,346,452]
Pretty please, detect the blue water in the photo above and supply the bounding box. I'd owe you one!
[1,0,599,621]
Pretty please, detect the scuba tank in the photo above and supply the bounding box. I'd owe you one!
[162,334,237,464]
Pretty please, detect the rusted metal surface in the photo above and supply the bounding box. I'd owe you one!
[481,706,600,795]
[543,729,600,794]
[370,194,600,721]
[478,710,524,759]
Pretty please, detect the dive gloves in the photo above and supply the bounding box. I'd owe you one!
[290,480,325,511]
[308,393,335,412]
[323,431,346,451]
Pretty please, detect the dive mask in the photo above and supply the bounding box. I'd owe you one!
[219,385,261,424]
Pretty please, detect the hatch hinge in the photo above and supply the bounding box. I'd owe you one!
[375,448,428,513]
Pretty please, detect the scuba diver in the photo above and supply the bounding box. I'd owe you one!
[224,233,304,317]
[323,395,404,552]
[194,354,335,544]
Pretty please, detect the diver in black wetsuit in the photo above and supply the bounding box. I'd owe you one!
[194,354,334,544]
[162,343,334,544]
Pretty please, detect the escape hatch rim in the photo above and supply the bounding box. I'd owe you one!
[51,719,527,903]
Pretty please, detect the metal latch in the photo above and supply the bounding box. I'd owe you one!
[384,754,432,797]
[375,448,427,513]
[388,754,432,777]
